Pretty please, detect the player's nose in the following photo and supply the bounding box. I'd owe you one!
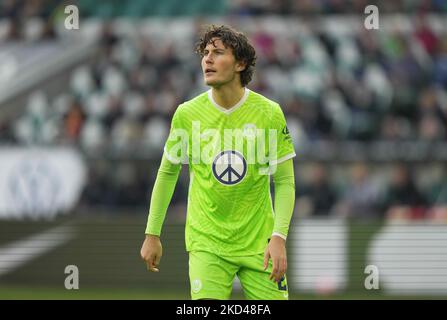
[204,53,213,64]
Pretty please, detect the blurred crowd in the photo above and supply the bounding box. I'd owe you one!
[228,0,447,15]
[0,0,64,40]
[2,0,447,41]
[80,159,447,221]
[296,162,447,221]
[6,16,447,147]
[1,1,447,220]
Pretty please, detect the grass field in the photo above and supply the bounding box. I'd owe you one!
[1,285,445,300]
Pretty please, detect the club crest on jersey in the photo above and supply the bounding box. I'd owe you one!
[212,150,247,185]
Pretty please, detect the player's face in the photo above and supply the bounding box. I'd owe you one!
[201,38,245,87]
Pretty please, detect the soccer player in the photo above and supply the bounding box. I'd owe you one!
[140,25,296,300]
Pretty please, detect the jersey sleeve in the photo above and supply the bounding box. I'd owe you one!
[145,153,182,236]
[163,106,189,164]
[272,158,295,240]
[269,104,296,166]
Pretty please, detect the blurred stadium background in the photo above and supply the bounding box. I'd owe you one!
[1,0,447,299]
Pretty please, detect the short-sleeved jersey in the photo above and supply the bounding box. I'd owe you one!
[164,88,295,256]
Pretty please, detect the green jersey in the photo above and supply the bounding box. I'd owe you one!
[164,88,295,256]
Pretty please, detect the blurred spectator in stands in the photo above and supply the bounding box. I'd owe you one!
[433,36,447,88]
[100,22,119,57]
[111,162,143,207]
[357,28,381,62]
[63,99,85,143]
[419,114,445,141]
[383,164,428,220]
[426,167,447,221]
[14,91,50,144]
[418,86,446,118]
[380,115,414,141]
[1,0,60,40]
[80,160,110,206]
[414,14,439,57]
[386,31,424,118]
[417,86,447,140]
[228,0,263,16]
[292,0,324,14]
[417,165,447,221]
[0,0,21,19]
[252,25,276,64]
[0,119,16,143]
[334,162,382,219]
[297,164,337,217]
[1,0,21,39]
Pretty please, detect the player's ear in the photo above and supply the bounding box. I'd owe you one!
[235,60,246,72]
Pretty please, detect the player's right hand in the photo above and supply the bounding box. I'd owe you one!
[264,236,287,283]
[140,234,163,272]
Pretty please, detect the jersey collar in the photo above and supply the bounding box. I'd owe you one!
[208,87,250,115]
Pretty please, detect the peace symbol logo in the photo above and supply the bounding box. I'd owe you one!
[212,150,247,185]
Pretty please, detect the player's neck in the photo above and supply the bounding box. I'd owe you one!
[211,84,245,110]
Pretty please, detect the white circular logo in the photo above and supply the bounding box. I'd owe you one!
[8,159,60,218]
[192,279,202,294]
[212,150,247,185]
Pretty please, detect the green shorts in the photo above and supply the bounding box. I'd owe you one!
[188,250,289,300]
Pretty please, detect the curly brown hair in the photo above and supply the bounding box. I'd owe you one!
[195,25,257,87]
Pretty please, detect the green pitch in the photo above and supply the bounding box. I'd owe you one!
[0,286,443,300]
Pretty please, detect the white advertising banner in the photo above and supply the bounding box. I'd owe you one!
[288,219,348,294]
[368,223,447,295]
[0,147,87,219]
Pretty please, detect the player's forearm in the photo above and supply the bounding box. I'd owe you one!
[272,159,295,240]
[145,153,181,236]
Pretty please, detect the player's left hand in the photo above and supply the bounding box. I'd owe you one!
[264,235,287,283]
